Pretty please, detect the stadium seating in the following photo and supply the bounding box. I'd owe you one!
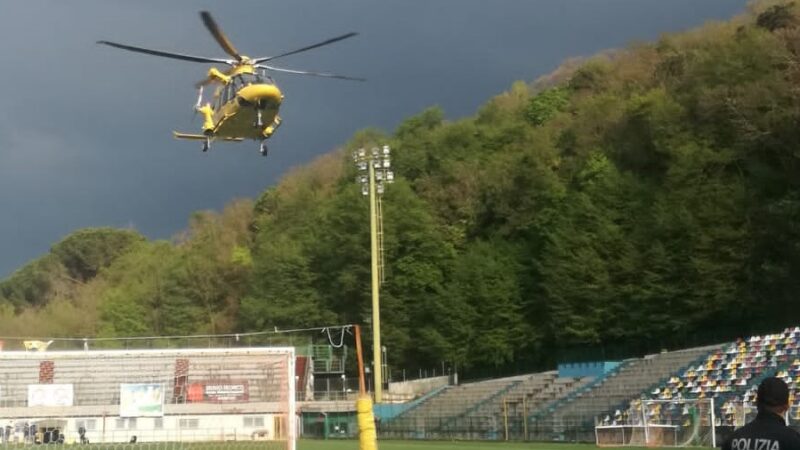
[379,376,521,436]
[449,373,591,439]
[528,345,716,441]
[0,352,288,409]
[639,327,800,427]
[375,326,800,442]
[501,374,593,417]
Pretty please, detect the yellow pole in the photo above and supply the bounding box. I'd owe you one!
[369,160,383,403]
[355,325,378,450]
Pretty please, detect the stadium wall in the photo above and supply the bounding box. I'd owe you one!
[558,361,621,378]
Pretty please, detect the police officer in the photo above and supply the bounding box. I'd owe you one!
[722,377,800,450]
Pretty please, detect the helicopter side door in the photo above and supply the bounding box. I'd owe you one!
[213,80,236,122]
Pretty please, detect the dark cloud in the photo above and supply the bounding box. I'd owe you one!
[0,0,746,277]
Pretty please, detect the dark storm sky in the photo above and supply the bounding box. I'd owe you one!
[0,0,747,277]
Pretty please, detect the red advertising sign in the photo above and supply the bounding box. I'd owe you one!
[187,381,249,403]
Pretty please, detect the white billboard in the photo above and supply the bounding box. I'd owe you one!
[28,384,73,407]
[119,383,164,417]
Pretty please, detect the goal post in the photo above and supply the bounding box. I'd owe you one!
[0,347,296,450]
[596,398,716,448]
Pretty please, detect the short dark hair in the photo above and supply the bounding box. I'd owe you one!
[757,377,790,409]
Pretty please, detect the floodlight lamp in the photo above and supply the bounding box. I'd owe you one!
[383,145,390,155]
[360,175,368,184]
[371,147,380,157]
[387,171,395,182]
[352,152,358,162]
[376,171,384,181]
[383,159,391,168]
[373,160,381,168]
[358,162,368,171]
[361,185,369,196]
[358,148,366,158]
[377,184,385,195]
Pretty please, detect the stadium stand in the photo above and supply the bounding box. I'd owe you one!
[529,345,718,441]
[499,373,593,418]
[380,372,589,439]
[375,331,800,442]
[640,327,800,427]
[0,348,295,445]
[0,352,288,408]
[446,373,592,440]
[380,376,524,438]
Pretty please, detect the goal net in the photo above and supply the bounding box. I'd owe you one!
[596,398,716,447]
[0,347,295,450]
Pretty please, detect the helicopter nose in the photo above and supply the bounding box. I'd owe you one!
[238,84,283,107]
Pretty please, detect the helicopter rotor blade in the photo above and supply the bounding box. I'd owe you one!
[253,32,359,64]
[199,11,242,61]
[256,64,365,81]
[97,40,232,65]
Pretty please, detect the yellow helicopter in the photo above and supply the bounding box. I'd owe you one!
[99,11,363,156]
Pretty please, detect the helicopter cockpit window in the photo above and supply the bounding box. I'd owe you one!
[231,76,244,92]
[221,82,233,105]
[219,73,265,106]
[257,69,275,85]
[231,73,263,88]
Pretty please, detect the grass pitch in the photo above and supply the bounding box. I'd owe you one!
[3,441,643,450]
[297,441,629,450]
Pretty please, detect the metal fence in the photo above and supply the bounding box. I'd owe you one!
[378,408,599,442]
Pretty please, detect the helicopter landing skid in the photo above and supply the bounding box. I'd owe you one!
[201,130,213,152]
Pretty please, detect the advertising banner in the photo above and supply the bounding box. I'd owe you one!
[119,383,164,417]
[28,384,73,407]
[187,380,249,403]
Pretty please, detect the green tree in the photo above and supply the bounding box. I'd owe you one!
[239,235,334,330]
[51,228,145,282]
[446,240,528,367]
[536,154,639,345]
[526,87,570,126]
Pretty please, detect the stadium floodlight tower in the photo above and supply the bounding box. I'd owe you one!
[353,145,394,403]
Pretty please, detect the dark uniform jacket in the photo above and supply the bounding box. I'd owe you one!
[722,412,800,450]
